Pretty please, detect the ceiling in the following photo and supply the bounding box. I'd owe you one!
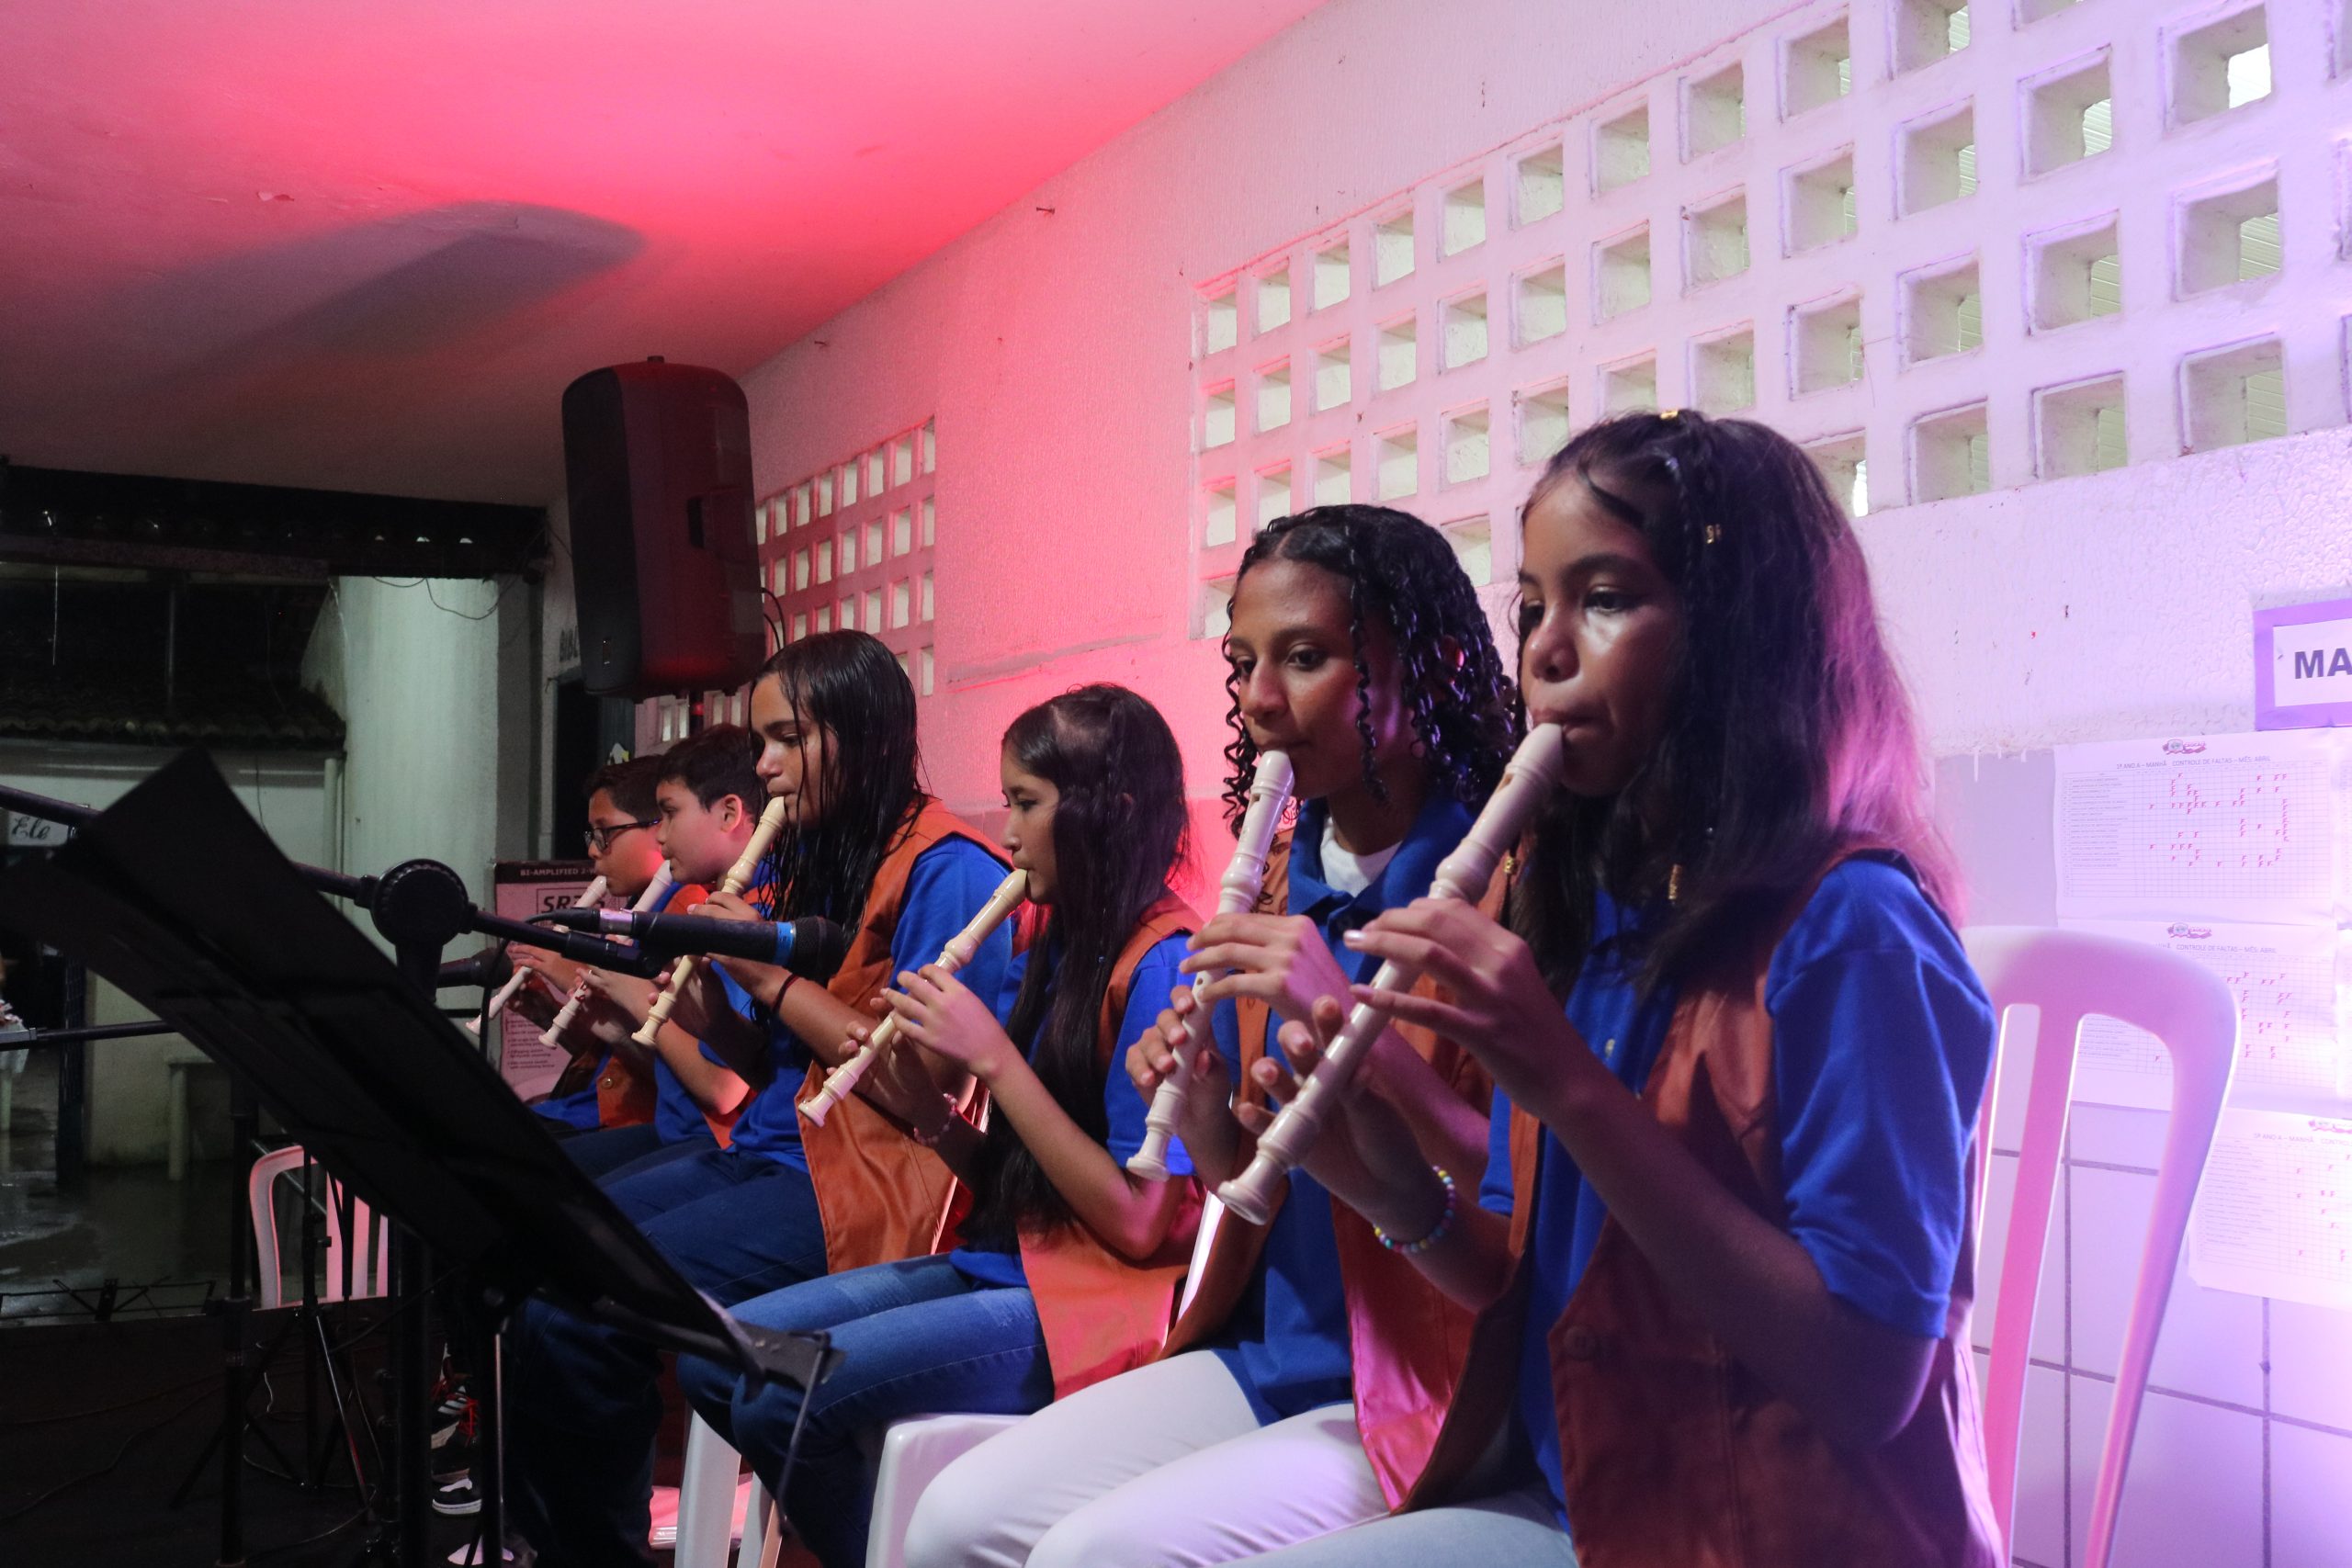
[0,0,1327,506]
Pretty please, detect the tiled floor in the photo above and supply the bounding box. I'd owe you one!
[0,1053,231,1325]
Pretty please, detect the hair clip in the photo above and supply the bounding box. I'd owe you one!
[1667,863,1685,903]
[1703,524,1723,545]
[1658,407,1682,421]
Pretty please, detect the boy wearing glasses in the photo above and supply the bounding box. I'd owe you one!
[514,744,753,1179]
[510,756,664,1151]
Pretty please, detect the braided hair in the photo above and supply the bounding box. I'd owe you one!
[1510,411,1960,996]
[961,684,1191,1243]
[1218,505,1518,829]
[753,630,926,931]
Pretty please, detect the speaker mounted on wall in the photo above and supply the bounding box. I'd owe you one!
[562,359,763,699]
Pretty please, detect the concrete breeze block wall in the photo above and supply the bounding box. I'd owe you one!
[646,1,2352,1561]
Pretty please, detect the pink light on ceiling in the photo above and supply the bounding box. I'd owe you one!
[0,0,1332,502]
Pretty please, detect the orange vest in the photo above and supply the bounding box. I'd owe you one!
[1156,829,1493,1506]
[590,1063,657,1129]
[594,879,755,1147]
[791,800,1011,1274]
[1017,894,1206,1399]
[1414,852,2002,1567]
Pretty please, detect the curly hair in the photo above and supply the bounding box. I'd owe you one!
[1510,411,1960,996]
[1217,504,1518,829]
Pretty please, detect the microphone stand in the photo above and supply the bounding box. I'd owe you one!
[3,784,352,1563]
[0,782,644,1568]
[368,860,467,1568]
[353,859,634,1567]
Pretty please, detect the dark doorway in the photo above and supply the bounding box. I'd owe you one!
[548,677,642,849]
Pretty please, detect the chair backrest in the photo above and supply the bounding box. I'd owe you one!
[1962,926,2238,1568]
[247,1143,392,1309]
[247,1146,306,1310]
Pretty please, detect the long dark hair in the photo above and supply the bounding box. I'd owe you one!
[1219,505,1518,829]
[1510,412,1960,995]
[755,630,925,928]
[964,683,1190,1242]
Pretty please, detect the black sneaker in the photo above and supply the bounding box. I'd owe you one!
[432,1380,472,1450]
[434,1404,477,1513]
[432,1472,481,1517]
[434,1393,479,1470]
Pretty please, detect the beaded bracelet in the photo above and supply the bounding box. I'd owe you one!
[905,1093,959,1148]
[1373,1166,1458,1256]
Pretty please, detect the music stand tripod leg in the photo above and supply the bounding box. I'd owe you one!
[368,858,477,1567]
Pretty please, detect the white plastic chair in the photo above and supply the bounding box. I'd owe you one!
[248,1144,391,1308]
[660,1451,765,1565]
[1962,926,2238,1568]
[667,1196,1232,1568]
[860,1195,1230,1568]
[859,1410,1023,1568]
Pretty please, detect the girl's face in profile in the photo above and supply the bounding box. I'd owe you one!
[751,675,831,828]
[1516,479,1682,798]
[998,751,1062,905]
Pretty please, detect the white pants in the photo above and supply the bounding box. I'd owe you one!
[1233,1484,1575,1567]
[904,1351,1390,1568]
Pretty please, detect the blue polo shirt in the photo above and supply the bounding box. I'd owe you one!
[1207,791,1476,1426]
[1480,856,1995,1525]
[722,837,1015,1168]
[531,1081,602,1131]
[947,931,1193,1288]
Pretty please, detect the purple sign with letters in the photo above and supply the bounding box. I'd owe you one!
[2255,596,2352,730]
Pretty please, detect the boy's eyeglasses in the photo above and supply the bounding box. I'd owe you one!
[584,820,660,853]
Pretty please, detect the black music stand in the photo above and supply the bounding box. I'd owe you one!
[0,751,836,1566]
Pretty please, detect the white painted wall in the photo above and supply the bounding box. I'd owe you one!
[729,0,2352,811]
[301,575,529,909]
[0,743,332,1165]
[0,570,538,1167]
[729,0,1778,824]
[539,497,580,860]
[1874,424,2352,752]
[692,0,2352,1562]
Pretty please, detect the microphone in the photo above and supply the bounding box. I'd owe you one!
[436,952,511,989]
[531,908,851,980]
[516,926,672,978]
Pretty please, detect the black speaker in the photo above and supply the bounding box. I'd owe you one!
[562,359,763,698]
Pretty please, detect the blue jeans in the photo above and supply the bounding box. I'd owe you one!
[589,1126,716,1186]
[676,1254,1055,1568]
[561,1122,664,1179]
[507,1147,830,1568]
